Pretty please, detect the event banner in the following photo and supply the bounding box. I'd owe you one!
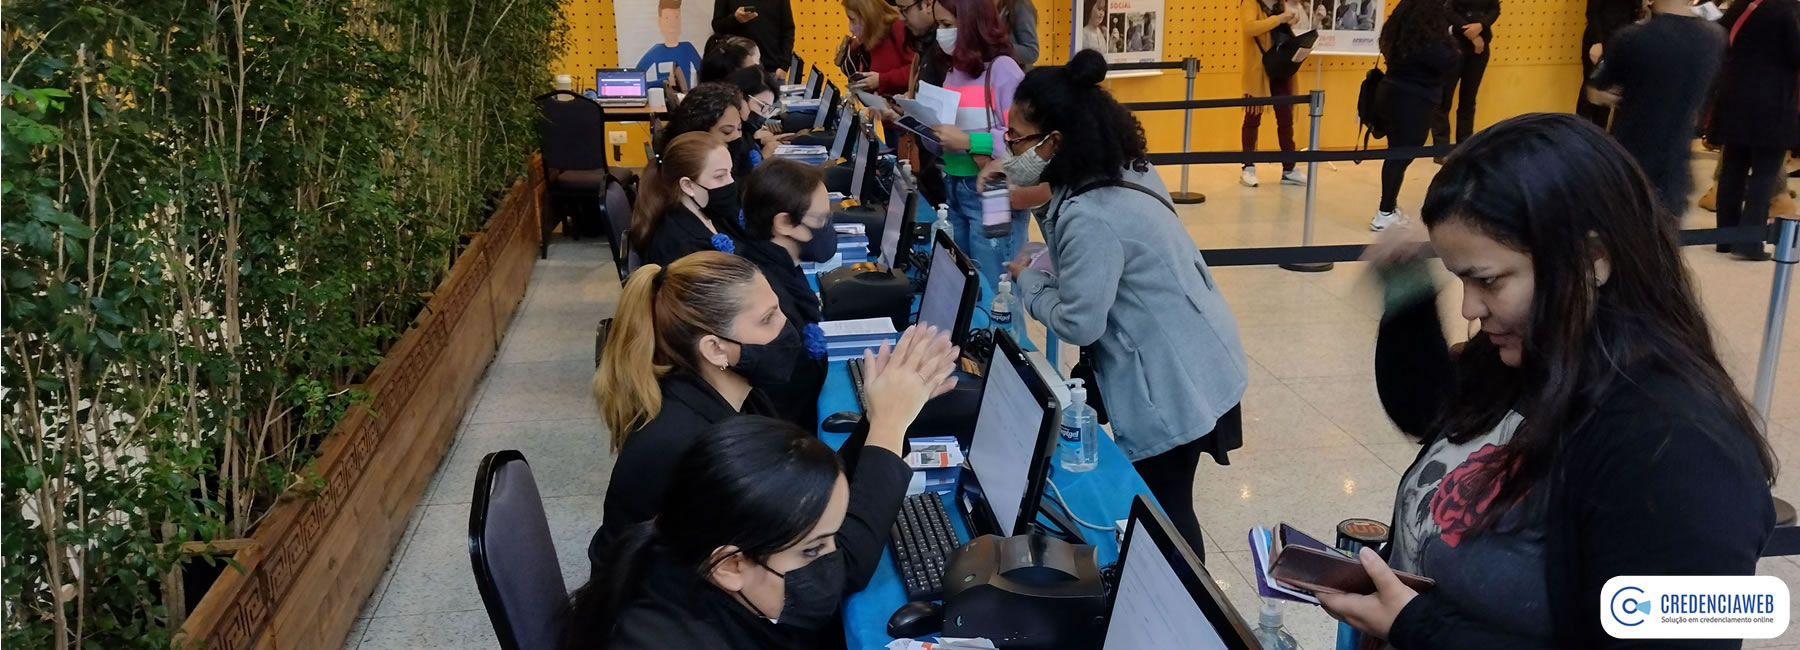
[1074,0,1165,64]
[1288,0,1383,56]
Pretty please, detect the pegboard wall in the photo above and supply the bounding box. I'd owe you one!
[555,0,619,91]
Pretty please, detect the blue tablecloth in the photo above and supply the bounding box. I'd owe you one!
[811,199,1159,648]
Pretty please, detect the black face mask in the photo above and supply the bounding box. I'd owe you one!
[699,181,741,227]
[744,113,768,134]
[744,551,845,631]
[718,323,800,387]
[796,219,839,263]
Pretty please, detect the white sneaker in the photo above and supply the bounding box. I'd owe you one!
[1280,169,1308,186]
[1370,208,1404,232]
[1240,167,1259,187]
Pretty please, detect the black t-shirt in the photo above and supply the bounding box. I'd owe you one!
[1590,14,1725,167]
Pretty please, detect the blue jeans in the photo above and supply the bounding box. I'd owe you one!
[944,175,1029,292]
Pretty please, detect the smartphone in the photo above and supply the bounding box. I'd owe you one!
[1270,545,1435,596]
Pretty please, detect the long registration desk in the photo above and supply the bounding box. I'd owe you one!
[811,208,1163,648]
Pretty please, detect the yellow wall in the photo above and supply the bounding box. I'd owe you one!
[553,0,1590,161]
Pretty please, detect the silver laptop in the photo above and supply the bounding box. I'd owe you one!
[594,69,649,108]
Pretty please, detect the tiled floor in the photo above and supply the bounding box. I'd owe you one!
[345,157,1800,649]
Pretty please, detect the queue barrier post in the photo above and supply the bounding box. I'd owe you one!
[1172,57,1206,205]
[1754,216,1798,425]
[1280,90,1334,273]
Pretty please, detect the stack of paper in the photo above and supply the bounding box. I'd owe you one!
[773,144,830,165]
[821,317,900,361]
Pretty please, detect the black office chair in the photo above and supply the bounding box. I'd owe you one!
[469,450,570,650]
[534,90,614,258]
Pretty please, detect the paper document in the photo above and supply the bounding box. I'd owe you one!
[834,223,866,236]
[820,318,898,337]
[853,90,892,114]
[914,82,961,125]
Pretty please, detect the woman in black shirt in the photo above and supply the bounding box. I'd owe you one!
[565,416,907,649]
[1708,0,1800,260]
[735,159,835,430]
[1322,114,1775,647]
[1369,0,1459,232]
[588,252,958,565]
[629,131,740,267]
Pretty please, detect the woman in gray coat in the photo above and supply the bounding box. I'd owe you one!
[1000,50,1247,557]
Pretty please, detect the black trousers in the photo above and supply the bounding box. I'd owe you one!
[1431,42,1489,145]
[1575,44,1612,128]
[1379,85,1437,212]
[1716,145,1784,255]
[1131,404,1241,563]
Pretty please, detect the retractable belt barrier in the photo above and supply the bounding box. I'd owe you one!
[1195,225,1772,268]
[1123,94,1311,112]
[1106,60,1191,71]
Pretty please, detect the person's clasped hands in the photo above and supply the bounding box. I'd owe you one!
[860,325,960,451]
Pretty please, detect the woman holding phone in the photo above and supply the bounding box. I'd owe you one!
[928,0,1026,291]
[839,0,915,96]
[1320,114,1774,647]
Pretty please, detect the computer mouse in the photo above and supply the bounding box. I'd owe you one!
[886,600,945,639]
[821,411,864,433]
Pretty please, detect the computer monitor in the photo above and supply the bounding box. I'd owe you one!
[594,68,649,102]
[812,84,837,130]
[790,52,805,81]
[917,230,978,346]
[847,118,874,202]
[965,329,1061,537]
[805,67,824,99]
[828,105,857,160]
[1103,496,1260,650]
[878,179,916,270]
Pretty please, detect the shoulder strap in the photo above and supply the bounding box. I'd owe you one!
[1730,0,1764,43]
[1054,178,1178,219]
[983,60,996,132]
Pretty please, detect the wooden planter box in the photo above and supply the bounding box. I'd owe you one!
[176,157,547,649]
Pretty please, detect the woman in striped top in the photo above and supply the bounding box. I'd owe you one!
[927,0,1028,292]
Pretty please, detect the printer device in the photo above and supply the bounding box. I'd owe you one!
[940,533,1109,648]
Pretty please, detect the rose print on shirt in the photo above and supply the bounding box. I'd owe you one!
[1428,443,1510,547]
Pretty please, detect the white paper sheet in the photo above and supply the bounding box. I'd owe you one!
[913,81,961,125]
[820,318,898,337]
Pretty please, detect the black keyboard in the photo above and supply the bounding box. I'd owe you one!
[847,357,869,411]
[891,493,962,601]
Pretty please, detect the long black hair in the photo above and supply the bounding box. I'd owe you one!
[701,34,759,83]
[562,416,844,647]
[1380,0,1456,63]
[1421,113,1776,534]
[1011,49,1149,186]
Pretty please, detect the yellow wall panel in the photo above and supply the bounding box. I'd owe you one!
[559,0,1592,162]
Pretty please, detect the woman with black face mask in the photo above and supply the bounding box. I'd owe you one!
[588,251,958,573]
[734,159,837,429]
[629,131,745,267]
[728,65,790,180]
[565,415,928,649]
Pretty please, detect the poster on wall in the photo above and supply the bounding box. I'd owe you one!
[1291,0,1383,56]
[1073,0,1164,64]
[616,0,710,88]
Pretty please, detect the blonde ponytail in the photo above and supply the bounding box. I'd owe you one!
[592,253,764,450]
[596,264,669,449]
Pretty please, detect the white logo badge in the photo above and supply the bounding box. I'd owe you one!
[1601,576,1789,639]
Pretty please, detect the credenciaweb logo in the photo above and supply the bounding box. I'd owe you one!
[1601,576,1788,639]
[1609,586,1653,626]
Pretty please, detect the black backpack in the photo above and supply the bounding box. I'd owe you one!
[1356,62,1388,156]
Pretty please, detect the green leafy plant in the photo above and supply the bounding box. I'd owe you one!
[1,1,566,647]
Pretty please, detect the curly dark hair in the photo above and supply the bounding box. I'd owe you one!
[1011,49,1148,186]
[1380,0,1457,63]
[661,82,742,152]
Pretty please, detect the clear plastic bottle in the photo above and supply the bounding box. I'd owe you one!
[1060,379,1098,472]
[991,273,1016,340]
[930,203,954,246]
[1252,599,1302,650]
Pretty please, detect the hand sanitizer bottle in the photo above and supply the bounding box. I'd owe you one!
[1060,379,1098,472]
[930,203,954,245]
[1253,599,1302,650]
[992,273,1016,339]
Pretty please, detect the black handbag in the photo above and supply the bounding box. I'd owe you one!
[1255,1,1313,81]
